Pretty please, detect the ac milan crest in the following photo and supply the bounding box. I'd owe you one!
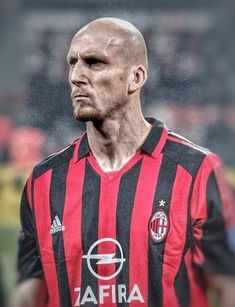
[149,209,169,243]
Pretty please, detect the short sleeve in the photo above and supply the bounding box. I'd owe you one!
[17,179,43,282]
[191,154,235,275]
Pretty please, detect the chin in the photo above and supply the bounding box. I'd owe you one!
[73,108,104,122]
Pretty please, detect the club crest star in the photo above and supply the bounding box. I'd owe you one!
[159,199,166,207]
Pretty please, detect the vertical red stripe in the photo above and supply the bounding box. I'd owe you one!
[153,220,157,232]
[129,154,163,306]
[97,177,121,306]
[152,125,168,158]
[63,158,86,305]
[191,155,214,266]
[185,250,209,307]
[34,171,60,307]
[162,165,192,306]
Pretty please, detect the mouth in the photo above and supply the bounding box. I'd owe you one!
[72,92,90,99]
[74,94,89,98]
[72,93,91,108]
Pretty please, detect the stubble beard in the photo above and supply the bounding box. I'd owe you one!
[73,101,106,122]
[73,94,128,123]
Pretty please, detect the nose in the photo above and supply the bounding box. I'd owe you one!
[70,61,88,86]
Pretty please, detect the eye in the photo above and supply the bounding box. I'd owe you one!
[85,57,105,67]
[68,57,77,67]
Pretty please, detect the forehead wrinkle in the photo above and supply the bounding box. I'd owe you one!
[68,39,109,59]
[105,36,130,61]
[73,33,121,55]
[106,36,122,49]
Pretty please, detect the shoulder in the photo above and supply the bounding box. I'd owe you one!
[162,131,218,177]
[32,141,78,180]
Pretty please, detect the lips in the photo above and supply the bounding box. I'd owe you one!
[72,92,90,99]
[74,94,89,98]
[72,93,91,108]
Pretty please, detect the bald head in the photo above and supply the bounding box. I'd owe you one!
[72,17,148,70]
[68,18,148,122]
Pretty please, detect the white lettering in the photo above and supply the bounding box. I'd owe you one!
[99,285,110,304]
[50,225,65,234]
[127,284,145,303]
[74,287,80,306]
[118,284,126,303]
[111,284,116,303]
[74,284,145,305]
[80,286,98,305]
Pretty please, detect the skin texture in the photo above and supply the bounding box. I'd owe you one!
[10,17,235,307]
[67,17,151,172]
[8,278,47,307]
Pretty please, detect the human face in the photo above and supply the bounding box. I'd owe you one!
[67,30,131,122]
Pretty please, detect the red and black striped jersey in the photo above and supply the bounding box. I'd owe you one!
[18,118,235,307]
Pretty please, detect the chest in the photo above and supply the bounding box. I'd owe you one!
[33,156,193,265]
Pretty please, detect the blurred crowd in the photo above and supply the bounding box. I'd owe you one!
[0,1,235,305]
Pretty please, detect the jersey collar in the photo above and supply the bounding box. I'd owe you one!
[141,118,168,158]
[72,118,168,163]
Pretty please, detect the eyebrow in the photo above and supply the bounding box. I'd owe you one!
[67,50,109,62]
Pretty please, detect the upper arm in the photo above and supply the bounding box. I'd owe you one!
[191,154,235,275]
[18,178,43,282]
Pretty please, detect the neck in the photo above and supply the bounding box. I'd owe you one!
[86,103,151,172]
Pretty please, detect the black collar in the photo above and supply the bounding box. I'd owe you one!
[73,118,168,163]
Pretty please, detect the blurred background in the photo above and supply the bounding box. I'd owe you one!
[0,0,235,305]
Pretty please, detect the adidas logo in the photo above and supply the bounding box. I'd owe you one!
[50,215,65,234]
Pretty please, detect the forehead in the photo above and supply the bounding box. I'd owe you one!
[68,30,125,57]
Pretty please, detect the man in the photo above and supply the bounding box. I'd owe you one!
[10,18,235,307]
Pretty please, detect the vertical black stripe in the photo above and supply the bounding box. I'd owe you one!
[50,161,71,307]
[202,171,235,274]
[116,159,143,307]
[80,159,101,305]
[142,119,164,155]
[31,176,47,285]
[162,140,205,178]
[148,156,178,307]
[18,184,44,282]
[174,259,190,307]
[174,181,193,307]
[78,133,90,159]
[173,149,205,307]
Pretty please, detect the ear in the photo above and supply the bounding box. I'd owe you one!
[128,65,147,94]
